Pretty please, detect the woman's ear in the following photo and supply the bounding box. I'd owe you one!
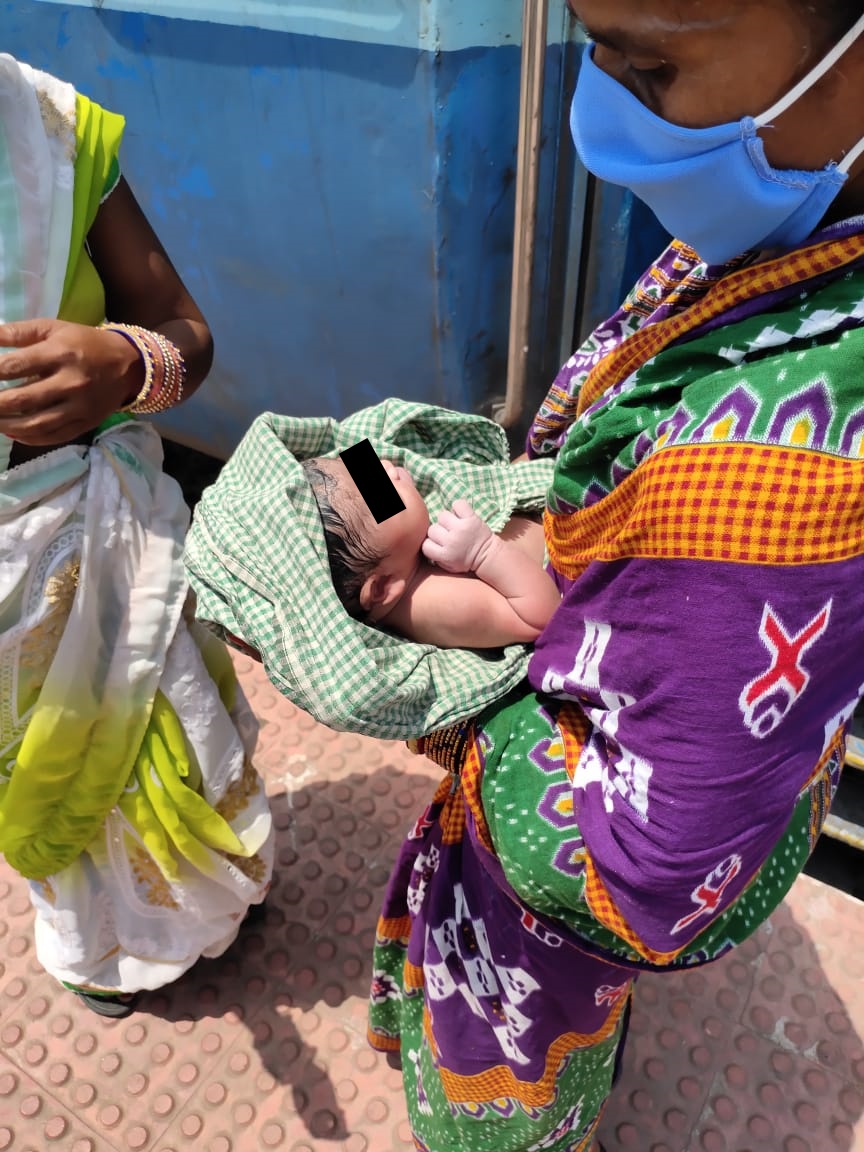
[360,569,407,620]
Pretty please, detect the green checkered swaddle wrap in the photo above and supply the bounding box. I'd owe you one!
[184,399,555,739]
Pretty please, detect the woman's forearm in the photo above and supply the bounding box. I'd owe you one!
[150,317,214,398]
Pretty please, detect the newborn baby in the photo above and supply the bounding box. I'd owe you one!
[302,455,560,649]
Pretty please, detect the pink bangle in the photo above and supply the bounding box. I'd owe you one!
[101,323,186,414]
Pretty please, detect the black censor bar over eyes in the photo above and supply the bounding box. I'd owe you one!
[339,438,406,524]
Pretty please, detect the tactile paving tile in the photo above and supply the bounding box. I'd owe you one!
[0,1054,120,1152]
[598,883,864,1151]
[773,881,864,1082]
[693,1025,863,1152]
[604,971,737,1148]
[0,960,256,1150]
[0,650,861,1152]
[168,977,415,1152]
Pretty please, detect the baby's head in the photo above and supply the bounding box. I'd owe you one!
[302,455,430,622]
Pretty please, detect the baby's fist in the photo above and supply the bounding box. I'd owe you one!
[422,500,496,573]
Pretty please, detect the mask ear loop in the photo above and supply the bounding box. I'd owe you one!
[754,11,864,127]
[838,133,864,175]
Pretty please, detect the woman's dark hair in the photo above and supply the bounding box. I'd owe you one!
[301,459,385,620]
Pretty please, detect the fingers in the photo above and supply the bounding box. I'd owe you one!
[432,503,476,532]
[0,376,65,418]
[0,321,134,445]
[0,378,85,445]
[0,342,63,384]
[421,538,441,563]
[425,523,450,548]
[0,404,90,445]
[0,319,58,350]
[450,499,475,518]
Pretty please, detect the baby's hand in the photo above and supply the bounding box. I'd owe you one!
[422,500,497,573]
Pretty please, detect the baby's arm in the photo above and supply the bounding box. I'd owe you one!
[421,500,560,642]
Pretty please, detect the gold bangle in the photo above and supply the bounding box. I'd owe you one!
[101,323,155,411]
[101,323,186,414]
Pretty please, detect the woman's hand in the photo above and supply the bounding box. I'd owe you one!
[0,318,143,445]
[422,500,499,573]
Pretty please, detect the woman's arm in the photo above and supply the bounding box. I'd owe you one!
[0,177,213,445]
[88,176,213,395]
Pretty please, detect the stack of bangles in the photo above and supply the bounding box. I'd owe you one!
[100,322,186,415]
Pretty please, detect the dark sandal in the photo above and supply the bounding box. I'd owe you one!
[75,991,139,1018]
[242,898,268,926]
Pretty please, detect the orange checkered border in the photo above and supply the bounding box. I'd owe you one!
[423,994,629,1109]
[559,703,591,781]
[577,233,864,417]
[404,960,425,991]
[375,914,412,945]
[583,852,682,965]
[367,1027,401,1054]
[461,738,495,855]
[547,442,864,581]
[440,785,466,847]
[800,728,845,795]
[802,728,844,853]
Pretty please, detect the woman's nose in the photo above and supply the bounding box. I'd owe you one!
[588,43,646,103]
[591,43,626,82]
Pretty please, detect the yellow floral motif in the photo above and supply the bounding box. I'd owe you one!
[46,559,80,609]
[38,879,56,906]
[36,88,76,161]
[19,559,80,672]
[129,843,179,910]
[552,793,574,820]
[224,852,268,885]
[216,756,261,823]
[546,737,565,761]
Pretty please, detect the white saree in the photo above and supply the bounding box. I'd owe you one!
[0,56,273,994]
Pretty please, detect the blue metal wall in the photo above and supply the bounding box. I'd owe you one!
[2,1,577,456]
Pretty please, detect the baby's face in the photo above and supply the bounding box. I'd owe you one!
[374,459,432,573]
[324,456,431,577]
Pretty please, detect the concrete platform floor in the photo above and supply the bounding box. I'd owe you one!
[0,653,862,1152]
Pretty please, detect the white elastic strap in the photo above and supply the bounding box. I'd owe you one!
[755,12,864,125]
[838,132,864,175]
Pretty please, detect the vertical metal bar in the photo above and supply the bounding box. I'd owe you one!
[497,0,550,429]
[557,159,592,369]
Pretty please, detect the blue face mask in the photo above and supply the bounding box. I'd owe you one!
[570,14,864,265]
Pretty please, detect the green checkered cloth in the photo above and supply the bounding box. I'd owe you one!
[184,399,555,739]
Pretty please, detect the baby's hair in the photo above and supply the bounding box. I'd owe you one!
[301,458,385,619]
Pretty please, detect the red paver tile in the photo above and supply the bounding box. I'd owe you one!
[0,953,252,1149]
[0,1054,119,1151]
[600,968,735,1149]
[692,1025,863,1151]
[742,894,864,1084]
[598,881,864,1151]
[0,652,861,1151]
